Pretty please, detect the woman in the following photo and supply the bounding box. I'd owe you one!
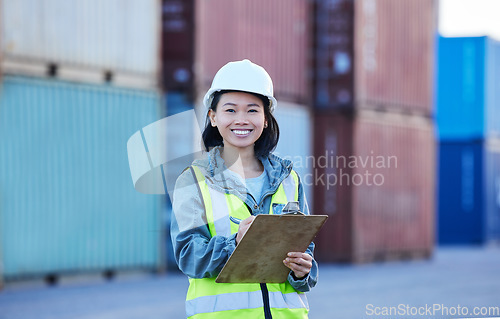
[171,59,318,318]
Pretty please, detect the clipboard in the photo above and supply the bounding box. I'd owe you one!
[215,213,328,284]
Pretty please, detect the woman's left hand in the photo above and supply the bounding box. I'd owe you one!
[283,252,313,279]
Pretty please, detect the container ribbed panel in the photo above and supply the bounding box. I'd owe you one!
[0,76,163,279]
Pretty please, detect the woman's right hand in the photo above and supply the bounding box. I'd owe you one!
[236,215,255,244]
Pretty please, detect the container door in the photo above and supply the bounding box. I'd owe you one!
[438,141,484,244]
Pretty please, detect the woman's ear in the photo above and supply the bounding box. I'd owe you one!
[208,109,217,127]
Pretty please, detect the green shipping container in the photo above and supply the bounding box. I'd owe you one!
[0,76,164,281]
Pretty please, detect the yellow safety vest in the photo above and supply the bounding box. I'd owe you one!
[185,165,309,319]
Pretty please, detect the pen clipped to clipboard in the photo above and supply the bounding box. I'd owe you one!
[216,202,328,284]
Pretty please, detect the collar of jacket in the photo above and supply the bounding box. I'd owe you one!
[192,146,293,199]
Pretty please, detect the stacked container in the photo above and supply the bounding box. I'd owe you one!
[0,0,164,282]
[436,36,500,244]
[194,0,311,105]
[161,0,196,271]
[314,0,435,114]
[1,0,161,89]
[312,0,437,262]
[162,0,195,94]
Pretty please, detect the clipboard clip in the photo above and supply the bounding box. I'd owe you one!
[282,201,304,215]
[230,216,242,225]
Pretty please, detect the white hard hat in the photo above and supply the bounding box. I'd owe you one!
[203,59,278,113]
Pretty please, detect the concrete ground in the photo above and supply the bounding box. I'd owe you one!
[0,246,499,319]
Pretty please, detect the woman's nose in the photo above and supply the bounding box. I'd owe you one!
[234,113,249,125]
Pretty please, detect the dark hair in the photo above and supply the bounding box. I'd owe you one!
[201,90,280,158]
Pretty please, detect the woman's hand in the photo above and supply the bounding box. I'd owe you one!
[283,252,313,279]
[236,216,255,244]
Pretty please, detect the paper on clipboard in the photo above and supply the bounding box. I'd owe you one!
[215,214,328,284]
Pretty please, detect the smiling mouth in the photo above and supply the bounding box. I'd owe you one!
[232,129,253,136]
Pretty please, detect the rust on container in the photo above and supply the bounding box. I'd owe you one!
[313,0,437,115]
[195,0,311,105]
[162,0,195,92]
[312,110,435,262]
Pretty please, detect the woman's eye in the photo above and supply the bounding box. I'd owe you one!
[248,109,258,113]
[225,109,235,113]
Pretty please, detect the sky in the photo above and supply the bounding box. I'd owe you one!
[439,0,500,40]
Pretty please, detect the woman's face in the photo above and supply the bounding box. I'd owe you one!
[209,91,267,152]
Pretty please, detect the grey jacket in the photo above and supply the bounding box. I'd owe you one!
[170,146,318,292]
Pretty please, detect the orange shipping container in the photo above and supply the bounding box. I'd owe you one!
[312,110,435,262]
[314,0,437,115]
[195,0,311,104]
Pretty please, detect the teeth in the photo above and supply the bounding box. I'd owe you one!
[233,130,251,135]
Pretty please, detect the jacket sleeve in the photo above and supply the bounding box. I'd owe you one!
[170,168,237,279]
[287,172,319,292]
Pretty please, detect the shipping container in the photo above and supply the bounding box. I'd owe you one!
[487,38,500,140]
[0,15,2,85]
[162,0,195,92]
[314,0,436,114]
[164,92,197,271]
[437,138,500,244]
[274,102,313,203]
[313,110,435,262]
[486,139,500,240]
[436,36,500,140]
[314,0,354,109]
[195,0,311,104]
[1,0,161,89]
[0,76,163,280]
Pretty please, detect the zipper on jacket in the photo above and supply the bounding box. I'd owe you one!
[260,283,273,319]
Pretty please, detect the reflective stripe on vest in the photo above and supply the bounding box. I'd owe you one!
[187,166,307,319]
[186,289,309,318]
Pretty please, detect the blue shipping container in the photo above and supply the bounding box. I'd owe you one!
[438,139,500,244]
[164,92,195,271]
[436,36,500,140]
[0,76,163,279]
[486,140,500,240]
